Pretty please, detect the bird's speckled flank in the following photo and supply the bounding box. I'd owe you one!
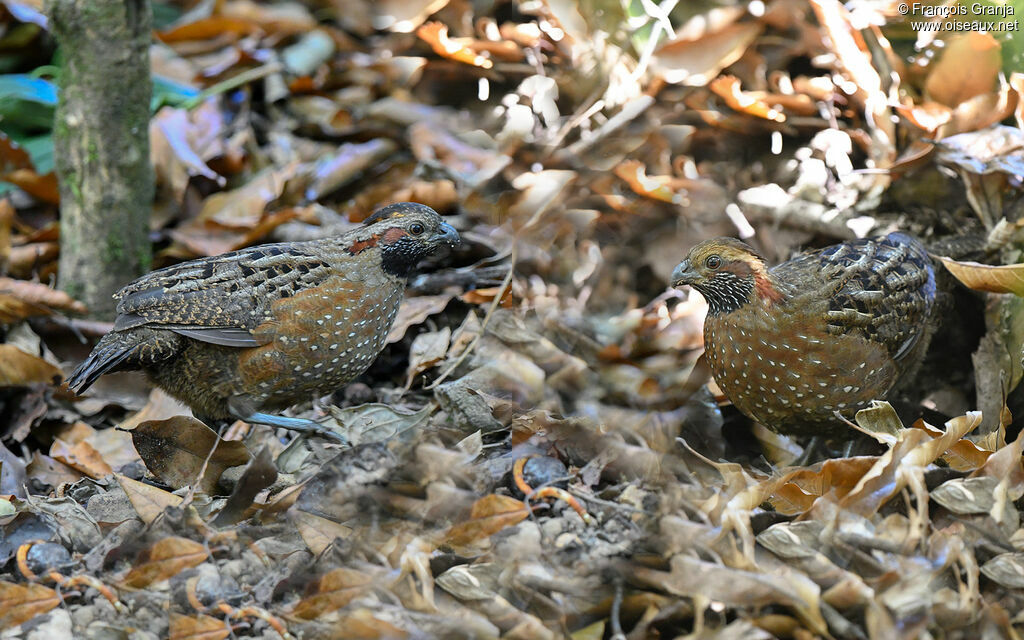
[66,202,459,424]
[672,233,936,437]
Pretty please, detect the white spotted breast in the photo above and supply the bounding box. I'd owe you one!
[237,275,405,401]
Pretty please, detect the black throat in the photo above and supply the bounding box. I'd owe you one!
[694,272,754,315]
[380,236,429,278]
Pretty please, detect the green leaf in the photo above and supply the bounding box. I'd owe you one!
[0,74,56,132]
[151,74,201,111]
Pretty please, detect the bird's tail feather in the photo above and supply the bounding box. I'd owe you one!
[66,336,137,394]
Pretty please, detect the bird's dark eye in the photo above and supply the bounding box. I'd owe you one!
[409,222,425,235]
[704,255,722,270]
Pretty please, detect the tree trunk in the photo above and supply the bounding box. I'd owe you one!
[48,0,153,318]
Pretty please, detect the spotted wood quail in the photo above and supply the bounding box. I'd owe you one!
[67,203,459,440]
[671,233,936,437]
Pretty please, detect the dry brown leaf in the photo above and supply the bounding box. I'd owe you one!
[0,277,88,323]
[7,242,59,278]
[49,439,113,479]
[25,451,83,487]
[940,257,1024,296]
[116,474,184,525]
[408,123,509,189]
[210,445,277,526]
[194,162,301,230]
[613,160,686,204]
[121,536,208,588]
[911,419,991,471]
[291,567,376,619]
[406,327,451,381]
[445,494,530,546]
[948,82,1019,136]
[652,21,761,86]
[769,457,878,516]
[330,609,409,639]
[292,509,353,554]
[0,344,63,386]
[924,32,1000,108]
[0,581,60,628]
[168,612,231,640]
[710,76,787,122]
[0,135,58,204]
[630,555,828,634]
[130,416,251,493]
[386,294,453,343]
[219,0,318,34]
[374,0,450,32]
[157,17,262,44]
[119,388,192,431]
[417,22,493,69]
[306,139,398,201]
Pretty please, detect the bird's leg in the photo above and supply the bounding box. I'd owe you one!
[227,396,347,444]
[241,412,348,444]
[789,436,823,467]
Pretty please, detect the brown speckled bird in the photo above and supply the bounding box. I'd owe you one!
[67,203,459,440]
[671,233,936,437]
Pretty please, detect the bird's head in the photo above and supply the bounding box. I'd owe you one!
[671,237,778,314]
[345,202,460,277]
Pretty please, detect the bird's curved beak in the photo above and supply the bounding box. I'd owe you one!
[434,222,460,247]
[671,260,697,288]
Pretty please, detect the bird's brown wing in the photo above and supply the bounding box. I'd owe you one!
[113,243,336,347]
[777,233,936,363]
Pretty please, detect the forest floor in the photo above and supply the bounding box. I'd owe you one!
[2,0,1024,638]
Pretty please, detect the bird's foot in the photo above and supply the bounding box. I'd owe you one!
[242,411,348,445]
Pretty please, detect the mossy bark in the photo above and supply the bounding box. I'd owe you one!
[47,0,153,318]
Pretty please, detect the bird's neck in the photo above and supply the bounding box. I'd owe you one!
[701,270,787,315]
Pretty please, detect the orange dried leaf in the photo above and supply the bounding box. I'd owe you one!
[940,257,1024,296]
[168,612,231,640]
[50,439,113,479]
[121,537,208,588]
[710,76,786,122]
[924,32,1000,108]
[652,21,761,86]
[417,22,493,69]
[291,568,375,619]
[0,344,63,386]
[157,17,262,44]
[117,474,184,525]
[769,457,878,515]
[911,419,992,471]
[0,581,60,627]
[613,160,685,204]
[0,277,88,319]
[446,494,530,546]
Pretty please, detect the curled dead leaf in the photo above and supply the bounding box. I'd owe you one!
[291,567,376,619]
[129,416,251,493]
[445,494,530,546]
[940,256,1024,296]
[121,537,208,588]
[0,581,60,628]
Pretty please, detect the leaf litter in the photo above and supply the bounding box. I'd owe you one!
[1,0,1024,638]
